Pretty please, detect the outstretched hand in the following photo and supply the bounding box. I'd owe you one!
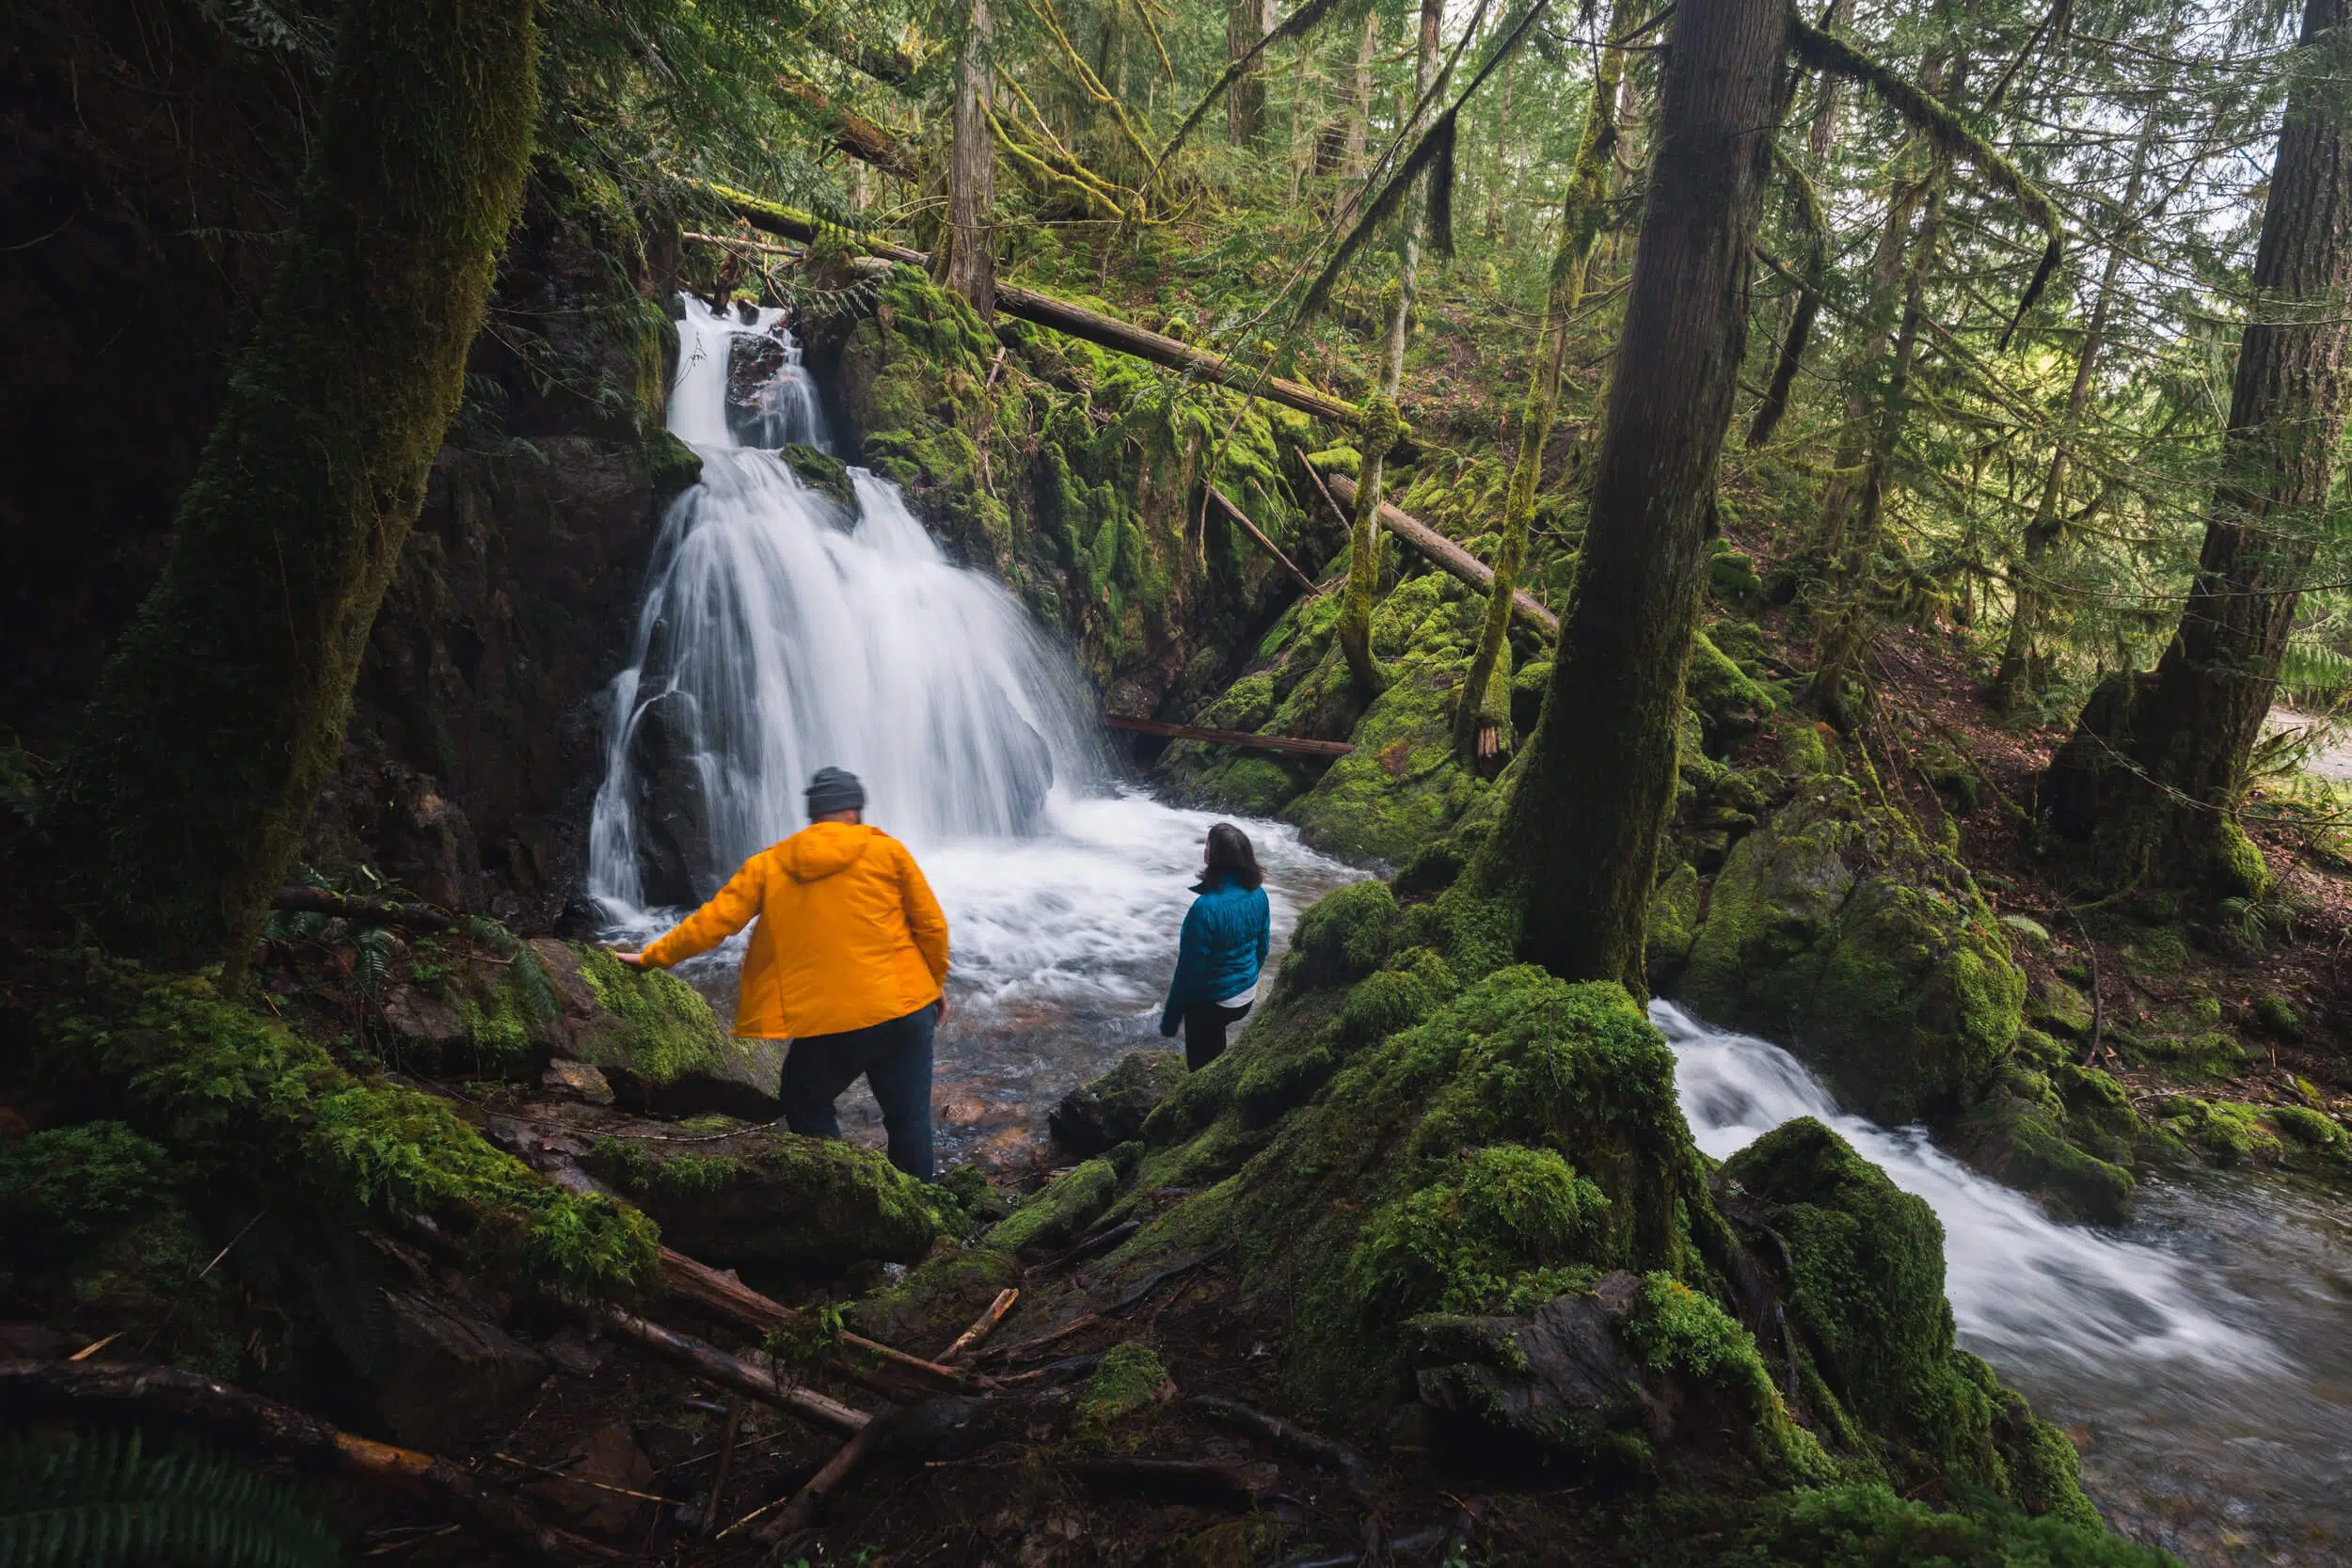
[605,946,648,969]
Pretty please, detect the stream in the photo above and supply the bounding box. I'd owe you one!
[592,296,2350,1566]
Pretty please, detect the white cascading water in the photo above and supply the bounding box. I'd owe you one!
[589,295,1354,1153]
[1657,1001,2352,1564]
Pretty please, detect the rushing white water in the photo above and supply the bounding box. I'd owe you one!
[1658,1001,2352,1565]
[590,297,1104,915]
[588,295,1357,1160]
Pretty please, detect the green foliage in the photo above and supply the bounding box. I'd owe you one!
[0,1429,342,1568]
[0,1123,177,1269]
[1075,1341,1172,1432]
[986,1158,1119,1252]
[1724,1482,2178,1567]
[1348,1146,1610,1317]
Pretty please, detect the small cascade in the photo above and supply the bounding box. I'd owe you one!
[1659,1001,2352,1564]
[588,296,1101,916]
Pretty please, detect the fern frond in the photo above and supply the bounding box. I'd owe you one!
[0,1429,342,1568]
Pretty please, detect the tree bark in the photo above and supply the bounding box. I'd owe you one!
[1228,0,1276,146]
[47,0,538,974]
[1321,475,1557,632]
[1994,78,2167,709]
[1338,0,1447,694]
[1454,0,1629,761]
[1465,0,1786,990]
[938,0,998,316]
[2050,0,2352,893]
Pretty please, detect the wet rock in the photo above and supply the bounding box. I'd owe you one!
[1050,1051,1187,1157]
[542,1057,615,1105]
[581,1119,955,1277]
[372,1286,548,1457]
[623,688,718,909]
[985,1159,1119,1253]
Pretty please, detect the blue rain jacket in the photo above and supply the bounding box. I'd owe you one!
[1158,875,1272,1037]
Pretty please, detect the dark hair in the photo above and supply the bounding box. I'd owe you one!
[1202,823,1263,890]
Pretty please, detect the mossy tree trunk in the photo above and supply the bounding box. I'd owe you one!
[1226,0,1273,147]
[1993,80,2166,712]
[1336,0,1447,696]
[2051,0,2352,894]
[1466,0,1787,989]
[47,0,539,974]
[1454,0,1630,761]
[937,0,999,317]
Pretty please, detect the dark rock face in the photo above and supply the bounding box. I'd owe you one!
[619,686,719,908]
[372,1286,549,1456]
[1050,1050,1189,1157]
[1407,1271,1674,1466]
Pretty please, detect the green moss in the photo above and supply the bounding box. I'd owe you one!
[1679,777,2025,1123]
[782,442,855,508]
[986,1158,1119,1252]
[572,945,742,1085]
[1349,1146,1611,1318]
[2268,1103,2346,1149]
[0,1121,178,1278]
[2254,991,2306,1040]
[1708,546,1767,606]
[644,428,703,495]
[1724,1120,2097,1516]
[587,1137,742,1199]
[1724,1482,2176,1566]
[1076,1340,1172,1431]
[1778,723,1841,778]
[1687,629,1777,746]
[1287,879,1397,986]
[20,953,657,1297]
[1621,1273,1833,1481]
[846,1245,1022,1348]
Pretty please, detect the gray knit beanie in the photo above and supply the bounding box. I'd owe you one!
[805,766,866,817]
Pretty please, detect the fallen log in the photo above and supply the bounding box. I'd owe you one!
[1207,483,1325,597]
[709,188,1363,430]
[0,1359,621,1567]
[655,1245,973,1397]
[592,1307,871,1437]
[748,1414,890,1545]
[1104,715,1353,759]
[1317,474,1558,637]
[270,885,467,931]
[779,71,920,181]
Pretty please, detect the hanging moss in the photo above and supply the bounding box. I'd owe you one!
[47,0,542,971]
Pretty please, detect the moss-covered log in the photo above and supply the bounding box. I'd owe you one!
[48,0,540,972]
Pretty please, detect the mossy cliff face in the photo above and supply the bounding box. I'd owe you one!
[809,263,1331,712]
[1090,875,2099,1530]
[1678,774,2026,1124]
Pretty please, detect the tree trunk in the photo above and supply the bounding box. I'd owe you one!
[1464,0,1786,989]
[46,0,538,974]
[1486,53,1514,242]
[1337,0,1447,694]
[1344,11,1377,183]
[1227,0,1276,147]
[1808,169,1927,569]
[2049,0,2352,894]
[938,0,998,316]
[1994,78,2167,710]
[1454,0,1630,760]
[1804,0,1853,166]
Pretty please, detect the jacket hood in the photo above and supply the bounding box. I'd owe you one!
[783,821,881,882]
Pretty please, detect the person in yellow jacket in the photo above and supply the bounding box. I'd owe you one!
[611,768,949,1179]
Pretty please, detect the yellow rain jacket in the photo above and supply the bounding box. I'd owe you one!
[641,822,949,1039]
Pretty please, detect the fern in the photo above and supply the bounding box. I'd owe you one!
[458,917,559,1030]
[347,926,396,1000]
[0,1429,342,1568]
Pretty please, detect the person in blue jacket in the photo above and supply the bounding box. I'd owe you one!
[1158,823,1272,1069]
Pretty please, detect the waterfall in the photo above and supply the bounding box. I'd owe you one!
[588,296,1101,918]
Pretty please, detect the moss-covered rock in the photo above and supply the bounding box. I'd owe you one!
[1075,1340,1175,1436]
[846,1245,1022,1349]
[1687,629,1777,750]
[1647,860,1703,988]
[1722,1118,2100,1522]
[782,442,855,509]
[986,1158,1119,1252]
[1050,1050,1189,1157]
[1286,878,1396,986]
[1678,776,2026,1123]
[583,1122,952,1275]
[1725,1481,2174,1565]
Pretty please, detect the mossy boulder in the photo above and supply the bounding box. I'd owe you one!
[846,1245,1023,1349]
[549,943,782,1119]
[1075,1340,1175,1435]
[583,1122,953,1276]
[1721,1118,2100,1523]
[1678,776,2026,1124]
[1687,628,1777,750]
[781,442,854,510]
[1647,860,1703,987]
[986,1158,1120,1252]
[1051,1050,1189,1157]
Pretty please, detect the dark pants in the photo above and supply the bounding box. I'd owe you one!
[1182,1002,1251,1071]
[782,1004,937,1180]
